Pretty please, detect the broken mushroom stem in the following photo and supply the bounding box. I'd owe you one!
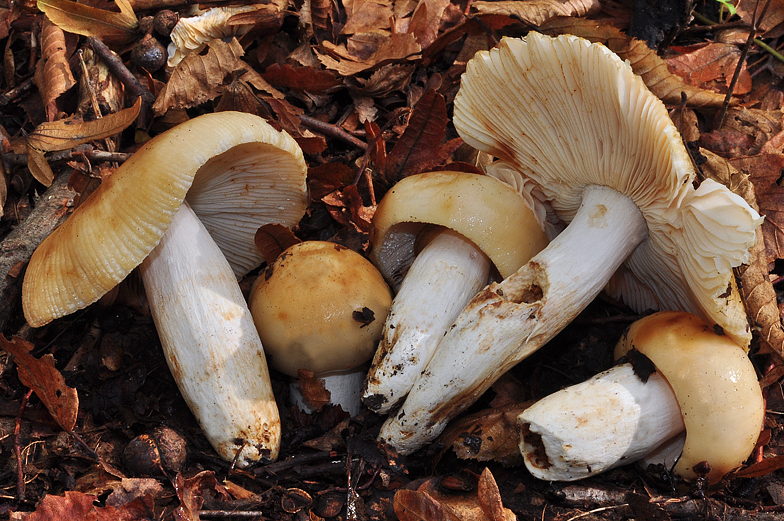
[519,311,764,484]
[363,171,548,415]
[518,363,684,481]
[140,202,280,463]
[379,185,648,452]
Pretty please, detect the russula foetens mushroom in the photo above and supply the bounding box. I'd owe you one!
[23,111,308,465]
[378,33,762,454]
[363,171,548,414]
[518,311,764,484]
[249,241,392,415]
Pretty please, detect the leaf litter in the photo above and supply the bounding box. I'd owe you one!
[4,0,784,519]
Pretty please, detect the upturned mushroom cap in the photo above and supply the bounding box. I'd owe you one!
[370,171,548,289]
[453,33,761,347]
[23,111,307,327]
[615,311,764,483]
[249,241,393,377]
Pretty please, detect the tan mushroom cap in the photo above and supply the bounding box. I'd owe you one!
[370,171,548,289]
[615,311,764,484]
[23,111,307,327]
[249,241,392,377]
[453,33,760,347]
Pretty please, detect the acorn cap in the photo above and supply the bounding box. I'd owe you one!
[23,111,307,327]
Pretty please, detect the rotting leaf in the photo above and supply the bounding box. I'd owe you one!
[438,404,527,466]
[539,18,728,108]
[262,63,342,94]
[731,454,784,478]
[254,224,301,265]
[37,0,138,47]
[1,335,79,432]
[173,471,228,521]
[414,475,517,520]
[308,162,355,200]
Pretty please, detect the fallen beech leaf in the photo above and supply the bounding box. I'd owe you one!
[254,224,301,265]
[173,471,227,521]
[316,34,421,76]
[409,0,452,49]
[732,454,784,478]
[153,39,281,115]
[37,0,137,46]
[297,369,331,411]
[384,89,448,185]
[347,64,415,97]
[1,335,79,431]
[699,149,784,364]
[28,97,142,153]
[736,0,784,36]
[539,18,728,108]
[471,0,599,27]
[341,0,393,35]
[302,418,350,451]
[106,478,164,508]
[27,146,55,186]
[26,490,155,521]
[262,63,342,94]
[394,489,457,521]
[38,16,77,121]
[666,43,751,95]
[477,468,506,521]
[307,162,355,199]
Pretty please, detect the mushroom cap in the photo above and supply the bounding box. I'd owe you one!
[453,33,760,347]
[370,171,548,289]
[23,111,307,327]
[248,241,392,377]
[615,311,764,484]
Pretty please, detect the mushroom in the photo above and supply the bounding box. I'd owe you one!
[378,33,762,454]
[22,111,308,465]
[363,171,548,414]
[518,311,764,484]
[249,241,392,415]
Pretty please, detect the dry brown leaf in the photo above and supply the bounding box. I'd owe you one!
[539,18,728,108]
[699,149,784,363]
[341,0,392,35]
[1,335,79,432]
[38,16,77,122]
[297,369,331,411]
[262,63,342,94]
[25,490,155,521]
[411,474,517,521]
[153,38,263,115]
[28,97,141,153]
[471,0,599,27]
[439,404,528,466]
[317,34,421,75]
[736,0,784,36]
[409,0,451,49]
[37,0,137,47]
[254,224,301,265]
[715,107,783,156]
[477,468,508,521]
[666,43,752,95]
[394,489,458,521]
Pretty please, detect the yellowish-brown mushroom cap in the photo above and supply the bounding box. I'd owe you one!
[615,311,764,484]
[370,171,548,289]
[249,241,393,376]
[23,111,307,327]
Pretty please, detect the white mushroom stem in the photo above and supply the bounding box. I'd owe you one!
[518,363,685,481]
[140,202,280,466]
[291,367,367,416]
[380,185,648,454]
[363,229,491,414]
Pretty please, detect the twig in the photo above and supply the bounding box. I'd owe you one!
[199,511,267,518]
[0,173,76,334]
[15,389,33,502]
[298,114,368,150]
[715,0,773,129]
[4,146,133,166]
[0,76,35,106]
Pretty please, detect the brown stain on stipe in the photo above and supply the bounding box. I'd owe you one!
[519,423,551,470]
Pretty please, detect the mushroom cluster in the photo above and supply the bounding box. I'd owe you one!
[378,33,763,455]
[23,111,308,465]
[518,311,764,484]
[249,240,392,415]
[363,171,548,414]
